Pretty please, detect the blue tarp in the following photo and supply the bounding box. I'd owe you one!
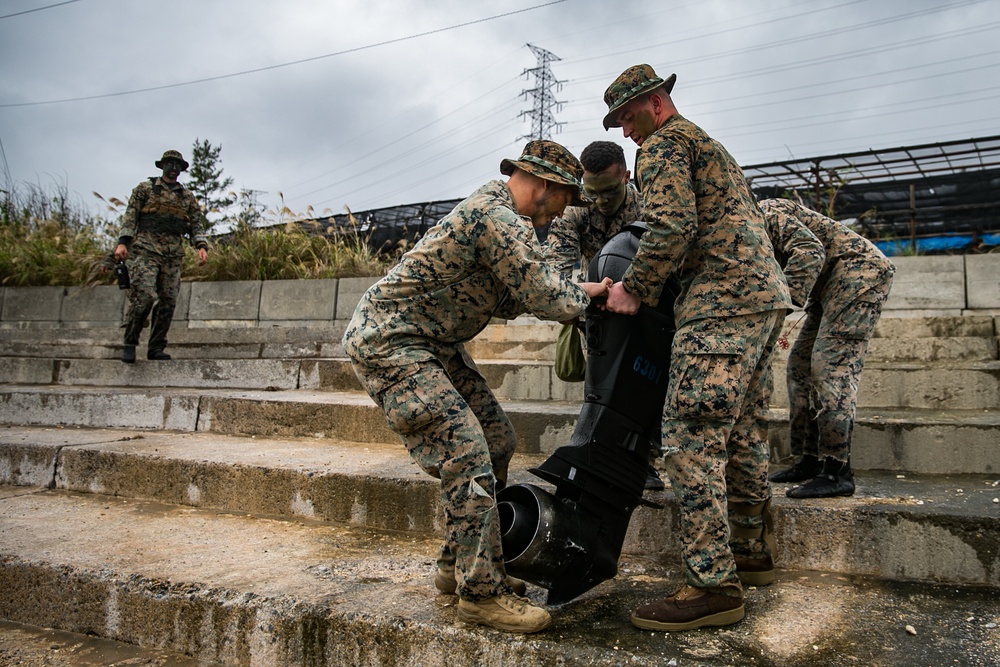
[876,233,1000,256]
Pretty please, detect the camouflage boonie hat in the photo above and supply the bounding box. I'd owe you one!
[500,140,586,205]
[602,64,677,130]
[155,149,189,171]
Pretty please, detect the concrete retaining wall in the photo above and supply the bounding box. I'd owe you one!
[1,255,997,329]
[0,277,379,330]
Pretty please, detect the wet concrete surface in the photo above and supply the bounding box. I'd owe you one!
[0,620,222,666]
[1,489,998,666]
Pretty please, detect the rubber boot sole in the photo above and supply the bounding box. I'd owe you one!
[457,606,552,633]
[630,604,745,632]
[736,568,775,586]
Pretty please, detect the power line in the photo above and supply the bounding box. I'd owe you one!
[560,0,990,88]
[303,6,1000,212]
[302,1,1000,213]
[311,106,523,208]
[0,1,566,109]
[0,0,82,21]
[283,71,523,195]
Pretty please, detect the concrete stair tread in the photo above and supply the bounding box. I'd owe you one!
[4,424,999,581]
[0,423,547,488]
[3,385,999,475]
[5,383,998,422]
[0,619,223,667]
[2,484,998,666]
[2,423,997,515]
[767,405,1000,426]
[0,325,346,343]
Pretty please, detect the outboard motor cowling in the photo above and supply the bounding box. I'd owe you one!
[498,222,681,604]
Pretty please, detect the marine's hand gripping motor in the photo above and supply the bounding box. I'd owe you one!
[497,222,681,604]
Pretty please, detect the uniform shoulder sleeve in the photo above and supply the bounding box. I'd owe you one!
[760,199,826,307]
[476,205,589,322]
[621,131,697,304]
[119,180,151,241]
[542,205,586,276]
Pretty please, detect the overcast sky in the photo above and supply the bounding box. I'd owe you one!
[1,0,998,224]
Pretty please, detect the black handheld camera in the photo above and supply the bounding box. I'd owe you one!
[114,261,130,290]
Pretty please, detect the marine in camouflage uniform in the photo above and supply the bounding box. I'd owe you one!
[541,140,668,491]
[761,198,895,498]
[542,143,643,279]
[601,64,792,631]
[115,150,209,363]
[342,140,610,634]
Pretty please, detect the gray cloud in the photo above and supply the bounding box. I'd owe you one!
[2,0,997,222]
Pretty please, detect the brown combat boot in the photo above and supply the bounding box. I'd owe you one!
[631,585,744,631]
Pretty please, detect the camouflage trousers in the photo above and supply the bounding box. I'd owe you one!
[661,309,785,595]
[122,249,182,351]
[365,356,517,602]
[787,279,893,464]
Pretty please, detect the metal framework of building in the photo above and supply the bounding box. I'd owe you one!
[310,199,463,252]
[303,135,1000,255]
[744,135,1000,253]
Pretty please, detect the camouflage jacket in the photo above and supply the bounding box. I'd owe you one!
[118,177,209,258]
[623,115,791,325]
[343,180,591,394]
[760,198,895,313]
[543,182,643,278]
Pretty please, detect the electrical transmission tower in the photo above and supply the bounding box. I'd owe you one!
[519,44,565,141]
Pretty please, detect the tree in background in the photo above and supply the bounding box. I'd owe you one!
[187,138,235,232]
[232,188,266,234]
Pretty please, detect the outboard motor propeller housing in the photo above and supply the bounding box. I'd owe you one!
[498,222,681,604]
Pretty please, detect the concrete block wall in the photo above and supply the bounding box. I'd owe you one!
[966,254,1000,310]
[0,255,997,329]
[0,277,380,330]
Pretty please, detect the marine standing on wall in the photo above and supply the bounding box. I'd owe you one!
[114,149,209,363]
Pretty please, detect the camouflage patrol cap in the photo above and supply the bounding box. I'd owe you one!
[602,64,677,130]
[500,140,586,205]
[154,149,189,171]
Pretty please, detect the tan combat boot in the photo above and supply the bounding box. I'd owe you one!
[457,593,551,633]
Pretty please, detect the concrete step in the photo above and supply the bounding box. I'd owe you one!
[2,425,998,591]
[2,488,999,667]
[1,316,997,364]
[0,619,223,666]
[4,354,1000,412]
[0,325,347,360]
[2,386,997,476]
[476,331,1000,364]
[770,360,1000,411]
[465,315,1000,362]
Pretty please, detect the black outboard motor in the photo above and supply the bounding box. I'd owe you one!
[497,222,681,604]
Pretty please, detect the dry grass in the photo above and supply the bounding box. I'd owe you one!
[1,184,394,286]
